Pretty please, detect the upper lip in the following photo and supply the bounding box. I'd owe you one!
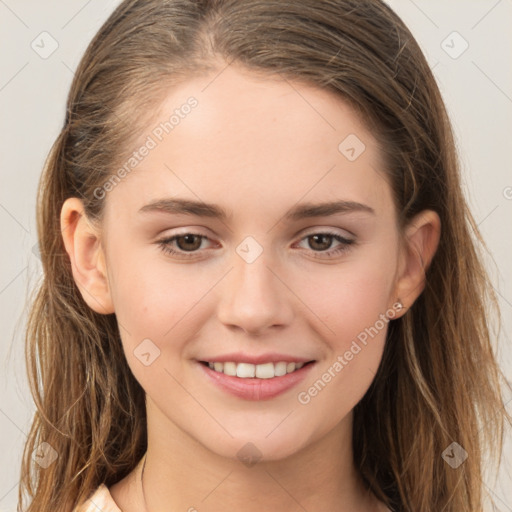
[198,353,315,365]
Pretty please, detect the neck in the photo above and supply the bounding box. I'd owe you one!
[138,398,380,512]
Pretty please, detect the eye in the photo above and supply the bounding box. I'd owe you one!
[158,233,214,259]
[294,230,355,258]
[157,230,355,260]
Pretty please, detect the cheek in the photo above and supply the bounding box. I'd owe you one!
[106,251,222,398]
[294,265,395,419]
[106,244,216,352]
[296,250,397,345]
[291,247,397,409]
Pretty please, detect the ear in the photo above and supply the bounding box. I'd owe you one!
[392,209,441,316]
[60,197,114,314]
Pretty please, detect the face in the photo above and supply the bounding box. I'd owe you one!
[98,65,405,461]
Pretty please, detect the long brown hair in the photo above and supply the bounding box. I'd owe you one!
[19,1,511,510]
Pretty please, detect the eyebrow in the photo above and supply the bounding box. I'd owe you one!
[138,198,375,221]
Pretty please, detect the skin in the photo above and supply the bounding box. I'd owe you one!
[61,64,440,512]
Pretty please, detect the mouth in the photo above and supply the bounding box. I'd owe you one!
[199,360,315,379]
[197,359,317,401]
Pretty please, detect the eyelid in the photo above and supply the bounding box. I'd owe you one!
[155,225,215,238]
[298,226,355,239]
[157,227,356,259]
[158,227,354,245]
[158,231,217,250]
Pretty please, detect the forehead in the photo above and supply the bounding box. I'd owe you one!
[105,65,393,222]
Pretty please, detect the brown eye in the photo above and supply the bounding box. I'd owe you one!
[158,232,213,258]
[307,234,336,251]
[295,231,355,259]
[175,234,203,251]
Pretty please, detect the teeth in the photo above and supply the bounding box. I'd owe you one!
[255,362,274,379]
[206,361,308,378]
[223,361,237,376]
[236,362,255,378]
[274,361,287,377]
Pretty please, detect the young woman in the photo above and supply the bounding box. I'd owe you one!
[19,1,511,511]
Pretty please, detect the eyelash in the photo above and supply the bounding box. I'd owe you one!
[157,230,355,260]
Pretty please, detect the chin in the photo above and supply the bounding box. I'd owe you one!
[198,426,313,465]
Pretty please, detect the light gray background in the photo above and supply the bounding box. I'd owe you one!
[1,1,511,510]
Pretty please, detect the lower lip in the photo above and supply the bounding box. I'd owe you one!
[197,361,315,401]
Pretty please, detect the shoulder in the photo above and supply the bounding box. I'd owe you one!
[73,484,122,512]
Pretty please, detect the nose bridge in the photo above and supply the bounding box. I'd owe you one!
[216,239,293,334]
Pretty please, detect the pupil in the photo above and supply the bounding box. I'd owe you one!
[178,234,201,251]
[310,234,332,251]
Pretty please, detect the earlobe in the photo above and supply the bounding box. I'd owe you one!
[392,209,441,314]
[60,198,114,314]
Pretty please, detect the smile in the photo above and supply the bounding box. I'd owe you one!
[197,360,316,400]
[201,361,310,379]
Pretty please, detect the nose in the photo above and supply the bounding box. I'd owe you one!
[216,249,294,336]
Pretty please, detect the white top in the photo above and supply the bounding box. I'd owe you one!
[73,477,394,511]
[74,484,121,512]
